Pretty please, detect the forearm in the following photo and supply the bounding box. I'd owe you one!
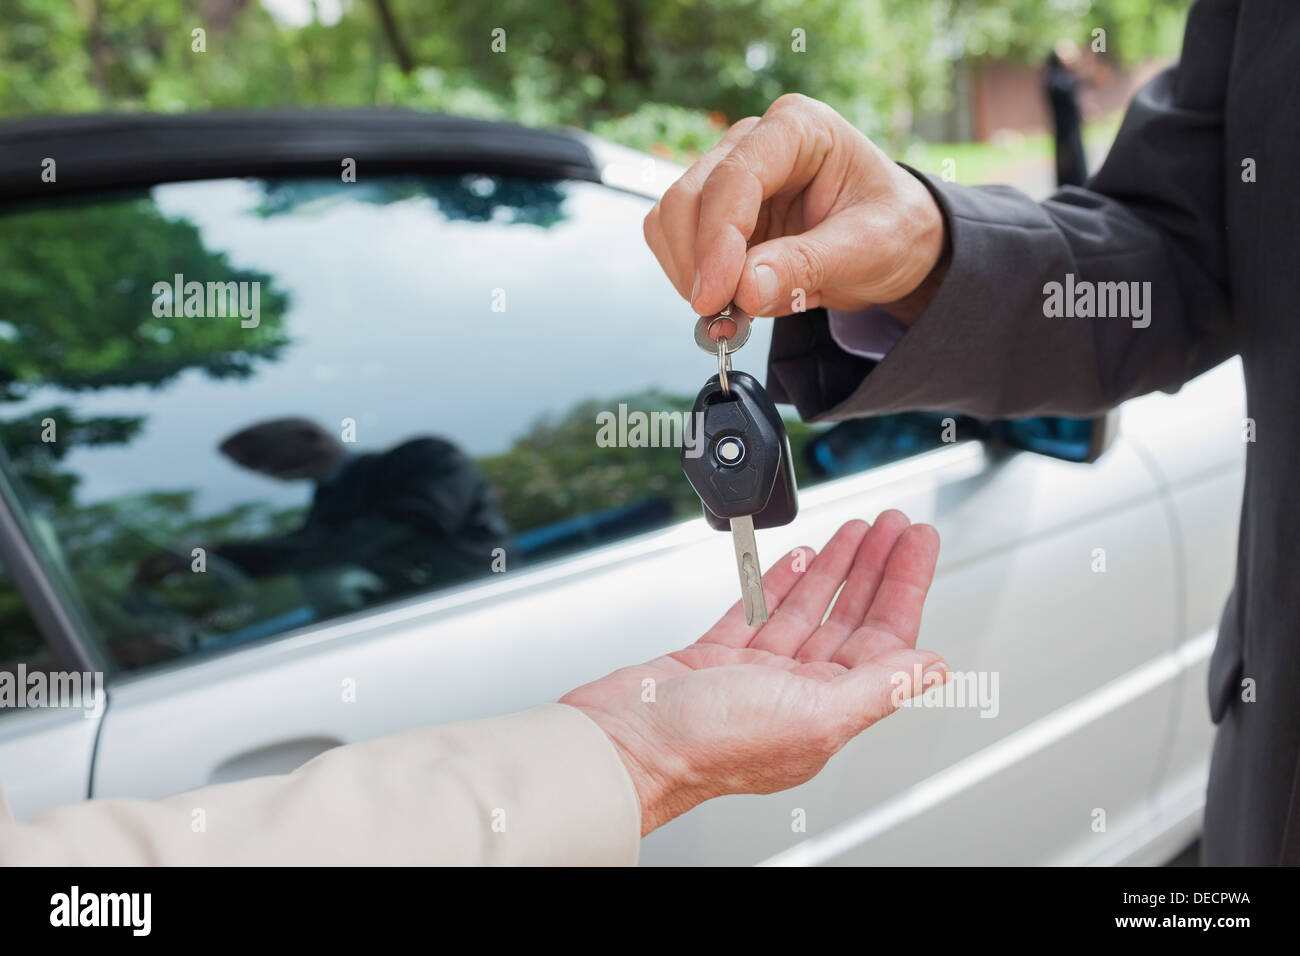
[0,704,641,866]
[771,179,1233,422]
[770,39,1237,423]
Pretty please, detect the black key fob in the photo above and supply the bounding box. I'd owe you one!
[681,370,798,531]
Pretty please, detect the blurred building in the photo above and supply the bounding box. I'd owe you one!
[914,52,1168,143]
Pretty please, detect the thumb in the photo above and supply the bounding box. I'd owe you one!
[734,219,855,317]
[829,651,949,736]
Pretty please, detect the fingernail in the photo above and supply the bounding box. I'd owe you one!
[753,263,778,309]
[924,662,949,685]
[691,270,701,304]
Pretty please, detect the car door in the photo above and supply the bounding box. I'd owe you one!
[650,427,1180,865]
[1104,358,1247,864]
[0,166,1178,865]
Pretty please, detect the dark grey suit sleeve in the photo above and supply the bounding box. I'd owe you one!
[767,0,1239,422]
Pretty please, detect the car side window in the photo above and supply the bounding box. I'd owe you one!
[0,173,945,673]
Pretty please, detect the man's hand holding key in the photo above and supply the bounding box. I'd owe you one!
[642,93,948,323]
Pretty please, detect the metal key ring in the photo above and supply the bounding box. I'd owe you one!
[694,307,751,355]
[717,336,730,393]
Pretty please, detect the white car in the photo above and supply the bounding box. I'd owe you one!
[0,112,1243,865]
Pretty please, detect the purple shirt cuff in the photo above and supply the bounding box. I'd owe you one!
[826,307,908,361]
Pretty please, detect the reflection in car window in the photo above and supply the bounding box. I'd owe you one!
[0,174,933,672]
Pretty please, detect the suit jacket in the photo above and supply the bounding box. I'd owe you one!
[768,0,1297,864]
[0,704,640,865]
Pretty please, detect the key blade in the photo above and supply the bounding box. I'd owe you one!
[729,514,769,626]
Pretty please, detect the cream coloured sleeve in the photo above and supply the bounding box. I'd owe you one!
[0,703,640,866]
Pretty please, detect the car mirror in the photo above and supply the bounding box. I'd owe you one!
[803,412,986,479]
[992,410,1119,464]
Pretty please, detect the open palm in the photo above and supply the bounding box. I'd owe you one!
[562,512,946,834]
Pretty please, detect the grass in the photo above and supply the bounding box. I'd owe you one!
[904,112,1124,185]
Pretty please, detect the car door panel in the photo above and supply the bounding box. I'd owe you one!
[0,708,100,821]
[648,440,1178,864]
[91,444,988,799]
[1146,469,1242,837]
[93,430,1176,866]
[1115,359,1247,844]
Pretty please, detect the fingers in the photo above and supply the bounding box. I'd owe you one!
[748,519,871,656]
[701,543,818,647]
[828,648,949,733]
[831,523,941,668]
[734,216,862,318]
[645,117,760,302]
[692,99,836,314]
[794,510,911,662]
[644,93,939,320]
[642,204,686,298]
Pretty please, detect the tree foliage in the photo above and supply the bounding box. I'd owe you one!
[0,198,289,399]
[1,0,1192,154]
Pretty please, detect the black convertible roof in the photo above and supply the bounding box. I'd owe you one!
[0,109,601,203]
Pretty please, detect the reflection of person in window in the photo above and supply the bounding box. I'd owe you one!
[213,418,510,604]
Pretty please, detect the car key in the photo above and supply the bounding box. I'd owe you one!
[682,308,798,625]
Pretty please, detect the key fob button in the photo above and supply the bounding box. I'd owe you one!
[702,399,751,436]
[716,437,745,465]
[709,463,760,504]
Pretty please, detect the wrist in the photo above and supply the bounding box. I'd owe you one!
[883,163,952,322]
[876,233,950,326]
[829,167,949,319]
[566,703,705,836]
[878,172,949,325]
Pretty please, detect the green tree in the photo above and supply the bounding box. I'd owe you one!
[0,198,288,397]
[0,0,1193,156]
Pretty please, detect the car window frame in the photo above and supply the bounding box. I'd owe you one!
[0,463,104,678]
